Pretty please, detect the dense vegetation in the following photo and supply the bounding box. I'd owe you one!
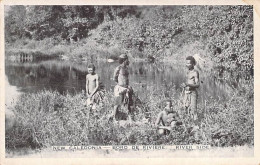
[6,82,253,149]
[5,5,253,71]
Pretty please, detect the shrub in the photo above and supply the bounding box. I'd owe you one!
[6,82,253,149]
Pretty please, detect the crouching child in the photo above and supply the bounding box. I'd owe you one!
[154,100,182,135]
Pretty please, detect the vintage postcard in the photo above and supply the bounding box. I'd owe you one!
[0,0,260,165]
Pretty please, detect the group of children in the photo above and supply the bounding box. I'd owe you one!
[85,54,200,135]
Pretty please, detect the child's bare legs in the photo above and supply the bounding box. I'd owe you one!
[127,105,134,122]
[113,105,119,120]
[184,91,198,124]
[190,91,198,123]
[126,88,134,122]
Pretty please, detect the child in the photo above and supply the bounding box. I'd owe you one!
[181,56,200,122]
[154,100,181,135]
[86,63,103,109]
[113,54,134,121]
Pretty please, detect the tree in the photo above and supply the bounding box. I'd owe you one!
[24,6,65,40]
[5,5,26,42]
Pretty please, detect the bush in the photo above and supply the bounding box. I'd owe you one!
[89,6,253,70]
[6,6,253,70]
[6,82,253,149]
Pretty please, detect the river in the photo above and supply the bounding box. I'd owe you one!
[5,58,253,107]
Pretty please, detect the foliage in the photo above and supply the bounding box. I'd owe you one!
[5,6,253,70]
[90,6,253,70]
[5,6,139,42]
[5,6,27,42]
[89,6,184,58]
[181,6,253,70]
[6,82,253,149]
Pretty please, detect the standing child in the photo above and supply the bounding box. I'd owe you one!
[181,56,200,122]
[86,63,103,109]
[113,54,134,121]
[154,100,181,135]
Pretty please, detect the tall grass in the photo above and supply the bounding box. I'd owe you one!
[6,82,253,149]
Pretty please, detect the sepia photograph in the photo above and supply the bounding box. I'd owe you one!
[2,3,256,161]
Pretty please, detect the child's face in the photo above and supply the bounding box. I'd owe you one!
[186,60,194,69]
[165,102,172,111]
[88,67,94,74]
[123,58,130,66]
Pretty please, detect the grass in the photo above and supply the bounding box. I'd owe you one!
[5,81,253,150]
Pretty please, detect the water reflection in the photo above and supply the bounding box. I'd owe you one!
[6,60,87,94]
[5,76,20,107]
[5,59,253,107]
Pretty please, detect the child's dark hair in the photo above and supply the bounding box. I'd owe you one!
[88,63,95,70]
[119,58,127,64]
[165,99,172,106]
[186,56,196,65]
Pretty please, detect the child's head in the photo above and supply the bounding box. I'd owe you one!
[87,63,95,74]
[186,56,196,69]
[165,100,173,111]
[119,54,129,66]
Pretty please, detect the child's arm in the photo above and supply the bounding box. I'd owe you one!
[158,126,172,131]
[158,121,176,131]
[86,74,89,96]
[113,66,120,83]
[155,111,163,127]
[89,75,99,98]
[169,121,177,129]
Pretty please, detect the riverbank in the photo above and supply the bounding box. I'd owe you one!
[6,81,253,151]
[5,37,212,67]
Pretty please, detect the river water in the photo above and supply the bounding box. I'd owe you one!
[5,58,253,107]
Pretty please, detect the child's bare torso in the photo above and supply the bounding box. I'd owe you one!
[186,69,197,90]
[118,66,129,87]
[161,111,177,126]
[87,74,98,94]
